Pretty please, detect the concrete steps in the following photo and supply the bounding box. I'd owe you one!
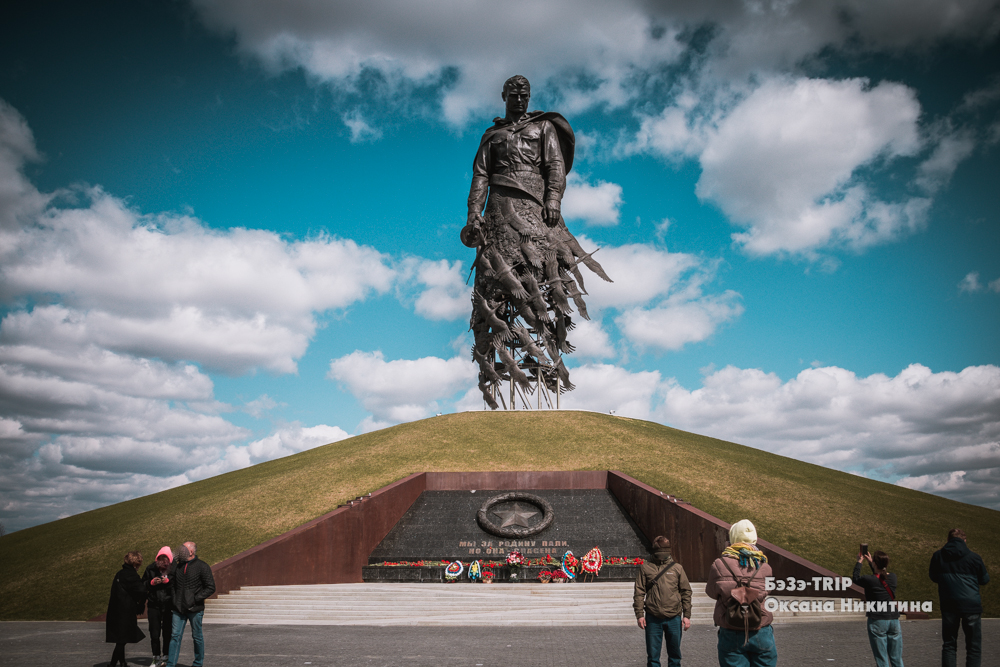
[204,583,865,626]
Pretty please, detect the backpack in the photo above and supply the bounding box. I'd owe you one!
[720,558,764,644]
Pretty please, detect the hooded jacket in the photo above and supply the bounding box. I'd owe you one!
[633,548,693,620]
[143,547,175,608]
[929,538,990,614]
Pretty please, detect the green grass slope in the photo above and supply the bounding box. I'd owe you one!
[1,411,996,620]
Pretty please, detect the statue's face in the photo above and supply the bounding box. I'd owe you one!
[504,83,530,119]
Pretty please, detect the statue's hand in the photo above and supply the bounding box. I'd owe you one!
[542,202,561,227]
[467,210,485,228]
[461,212,484,248]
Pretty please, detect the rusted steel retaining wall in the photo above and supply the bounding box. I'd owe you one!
[606,471,862,598]
[211,472,428,596]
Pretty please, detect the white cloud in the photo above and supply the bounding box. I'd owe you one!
[343,110,383,143]
[567,319,616,359]
[960,271,983,292]
[616,291,744,352]
[561,363,663,419]
[658,363,1000,507]
[0,100,48,230]
[189,1,1000,126]
[574,237,743,352]
[0,101,415,530]
[579,238,700,310]
[245,423,349,461]
[915,131,976,193]
[405,259,471,321]
[0,186,396,373]
[694,77,926,256]
[327,350,476,423]
[991,278,1000,293]
[562,174,624,226]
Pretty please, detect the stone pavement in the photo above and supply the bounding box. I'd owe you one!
[2,619,997,667]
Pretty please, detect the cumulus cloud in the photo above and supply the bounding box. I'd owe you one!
[402,258,471,321]
[560,361,1000,508]
[0,101,413,530]
[327,350,476,424]
[244,423,349,461]
[575,237,743,351]
[616,292,744,351]
[562,174,624,226]
[189,0,1000,126]
[657,363,1000,507]
[693,77,926,256]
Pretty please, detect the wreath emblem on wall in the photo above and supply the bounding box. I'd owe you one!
[476,492,555,538]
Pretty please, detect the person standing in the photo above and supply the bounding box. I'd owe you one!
[852,549,903,667]
[143,546,175,667]
[105,551,146,667]
[706,519,776,667]
[165,542,215,667]
[633,536,693,667]
[929,529,990,667]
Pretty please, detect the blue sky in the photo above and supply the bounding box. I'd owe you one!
[1,0,998,531]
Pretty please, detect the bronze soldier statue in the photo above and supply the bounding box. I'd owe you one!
[462,75,611,409]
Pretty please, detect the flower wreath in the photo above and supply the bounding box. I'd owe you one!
[561,551,578,579]
[580,547,603,575]
[444,560,464,580]
[468,559,483,581]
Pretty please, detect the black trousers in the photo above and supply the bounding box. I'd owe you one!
[147,604,173,656]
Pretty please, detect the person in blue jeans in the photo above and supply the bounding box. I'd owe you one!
[852,549,903,667]
[706,519,776,667]
[165,542,215,667]
[634,536,693,667]
[930,528,990,667]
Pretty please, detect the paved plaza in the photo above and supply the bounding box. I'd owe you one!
[2,619,997,667]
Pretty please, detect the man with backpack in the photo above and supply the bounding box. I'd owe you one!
[706,519,775,667]
[634,536,693,667]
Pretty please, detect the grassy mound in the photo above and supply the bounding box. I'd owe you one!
[0,411,995,620]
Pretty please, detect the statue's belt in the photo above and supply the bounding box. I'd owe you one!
[489,174,544,206]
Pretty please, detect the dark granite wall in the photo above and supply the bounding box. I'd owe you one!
[369,489,650,563]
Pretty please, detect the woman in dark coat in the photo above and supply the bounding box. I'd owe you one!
[106,551,147,667]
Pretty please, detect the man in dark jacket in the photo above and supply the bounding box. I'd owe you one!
[634,536,693,667]
[165,541,215,667]
[929,528,990,667]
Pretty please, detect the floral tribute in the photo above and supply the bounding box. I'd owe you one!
[482,569,495,583]
[580,547,603,575]
[537,570,553,583]
[550,570,569,582]
[561,551,579,580]
[468,559,483,582]
[444,560,464,581]
[506,550,526,568]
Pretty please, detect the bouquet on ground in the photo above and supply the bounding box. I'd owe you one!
[550,570,569,583]
[482,570,494,583]
[506,550,526,568]
[506,549,525,581]
[444,560,464,582]
[537,570,553,583]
